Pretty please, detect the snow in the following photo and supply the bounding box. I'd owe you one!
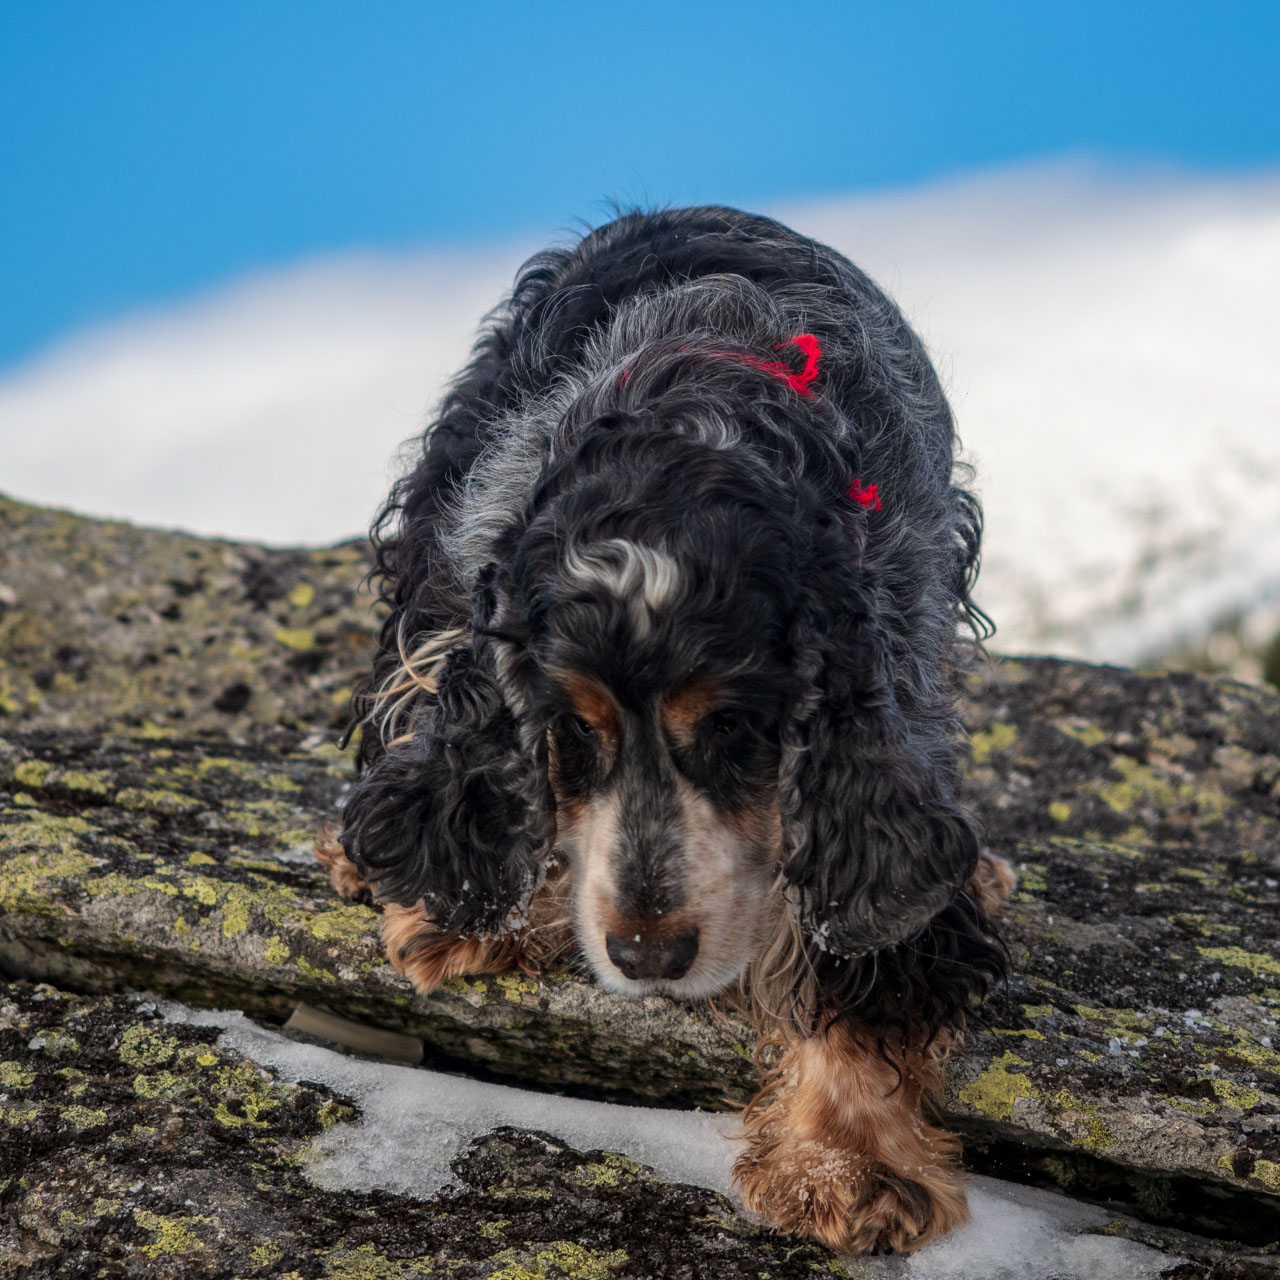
[2,157,1278,663]
[163,1002,1175,1278]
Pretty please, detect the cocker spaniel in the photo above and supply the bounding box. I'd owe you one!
[318,205,1013,1254]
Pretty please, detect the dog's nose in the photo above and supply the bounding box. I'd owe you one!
[605,928,699,981]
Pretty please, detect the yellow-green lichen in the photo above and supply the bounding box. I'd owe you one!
[574,1152,649,1188]
[0,1101,43,1126]
[1047,801,1072,823]
[1171,912,1238,938]
[219,883,261,937]
[1091,754,1229,822]
[958,1052,1038,1122]
[11,760,52,788]
[1210,1078,1263,1110]
[118,1023,180,1069]
[307,903,380,944]
[296,956,336,983]
[49,769,113,797]
[263,935,292,964]
[251,1241,284,1269]
[1197,945,1280,978]
[440,975,490,1003]
[133,1209,209,1259]
[1158,1093,1216,1117]
[1014,863,1047,897]
[288,582,315,608]
[0,814,96,916]
[495,973,540,1003]
[0,1061,36,1088]
[133,1070,185,1100]
[196,756,260,780]
[60,1105,109,1130]
[487,1241,629,1280]
[318,1242,431,1279]
[1050,1090,1115,1150]
[115,787,203,815]
[970,722,1018,765]
[211,1063,282,1129]
[317,1098,356,1130]
[26,1027,77,1057]
[274,626,315,652]
[1057,722,1107,749]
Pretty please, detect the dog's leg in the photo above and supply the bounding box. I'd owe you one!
[380,901,525,991]
[380,869,572,995]
[733,1021,967,1254]
[315,823,370,901]
[966,852,1017,916]
[316,826,572,990]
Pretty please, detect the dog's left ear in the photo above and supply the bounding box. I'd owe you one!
[339,567,552,936]
[779,534,979,957]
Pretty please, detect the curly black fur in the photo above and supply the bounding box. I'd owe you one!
[340,204,1005,1033]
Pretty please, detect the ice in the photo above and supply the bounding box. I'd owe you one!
[898,1179,1170,1280]
[162,1002,1177,1277]
[161,1003,738,1199]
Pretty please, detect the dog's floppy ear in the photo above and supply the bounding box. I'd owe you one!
[779,535,978,958]
[339,567,552,935]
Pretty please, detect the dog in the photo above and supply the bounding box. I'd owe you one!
[317,205,1013,1254]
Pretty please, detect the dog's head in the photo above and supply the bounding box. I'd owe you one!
[341,343,978,997]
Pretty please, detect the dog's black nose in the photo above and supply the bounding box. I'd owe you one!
[606,928,699,981]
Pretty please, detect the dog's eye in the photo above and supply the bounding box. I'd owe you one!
[706,708,747,739]
[568,714,597,741]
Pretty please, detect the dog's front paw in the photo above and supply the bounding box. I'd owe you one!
[733,1138,968,1255]
[314,823,372,902]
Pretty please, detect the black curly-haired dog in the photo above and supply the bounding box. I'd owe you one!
[318,205,1013,1254]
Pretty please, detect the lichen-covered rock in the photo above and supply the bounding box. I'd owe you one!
[1,497,1279,1249]
[0,494,374,744]
[0,728,758,1112]
[955,659,1280,1238]
[0,982,846,1279]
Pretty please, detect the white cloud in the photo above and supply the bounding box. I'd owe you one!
[3,157,1279,663]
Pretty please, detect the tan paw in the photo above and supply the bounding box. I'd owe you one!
[967,852,1017,917]
[734,1139,968,1255]
[314,823,370,902]
[381,901,519,993]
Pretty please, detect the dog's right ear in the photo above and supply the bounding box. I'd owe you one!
[339,576,552,937]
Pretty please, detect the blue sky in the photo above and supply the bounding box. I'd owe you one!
[2,1,1277,371]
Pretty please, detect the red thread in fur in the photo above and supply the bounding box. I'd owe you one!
[741,332,823,397]
[847,478,881,511]
[620,332,823,397]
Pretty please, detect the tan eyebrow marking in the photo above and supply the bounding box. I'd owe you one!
[555,670,622,746]
[660,676,723,746]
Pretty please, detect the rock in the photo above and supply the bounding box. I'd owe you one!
[0,494,373,744]
[0,981,842,1278]
[0,727,757,1114]
[953,658,1280,1242]
[1,494,1279,1258]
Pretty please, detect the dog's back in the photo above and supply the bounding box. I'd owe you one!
[363,208,984,755]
